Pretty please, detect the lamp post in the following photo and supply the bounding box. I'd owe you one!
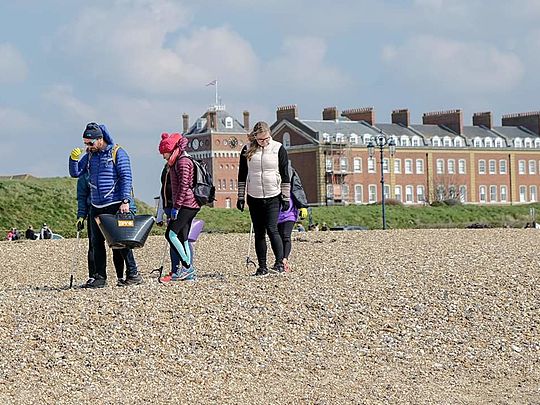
[367,130,396,230]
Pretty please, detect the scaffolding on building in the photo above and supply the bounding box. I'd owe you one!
[323,129,352,205]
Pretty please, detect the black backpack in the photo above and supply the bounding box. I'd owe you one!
[189,157,216,206]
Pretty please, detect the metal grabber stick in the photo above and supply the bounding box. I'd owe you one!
[69,230,81,288]
[151,239,170,283]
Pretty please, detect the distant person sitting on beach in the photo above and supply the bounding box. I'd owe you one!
[25,226,37,240]
[40,223,52,239]
[11,228,20,241]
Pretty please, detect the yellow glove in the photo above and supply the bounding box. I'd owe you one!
[299,208,308,220]
[70,147,82,160]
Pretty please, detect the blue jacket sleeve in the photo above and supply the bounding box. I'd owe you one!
[69,153,88,178]
[115,148,133,200]
[76,176,90,218]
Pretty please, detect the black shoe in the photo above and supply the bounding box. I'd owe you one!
[116,278,126,287]
[253,267,269,276]
[81,277,106,289]
[124,273,144,286]
[270,263,285,274]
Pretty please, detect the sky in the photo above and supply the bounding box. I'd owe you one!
[1,0,540,204]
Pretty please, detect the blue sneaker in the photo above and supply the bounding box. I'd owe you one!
[177,266,196,281]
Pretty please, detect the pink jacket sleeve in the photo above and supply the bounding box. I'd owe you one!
[171,156,199,209]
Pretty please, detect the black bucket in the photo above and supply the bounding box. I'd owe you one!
[96,212,155,249]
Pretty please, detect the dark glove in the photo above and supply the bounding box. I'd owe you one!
[170,208,179,220]
[236,199,245,212]
[76,217,85,231]
[280,198,290,211]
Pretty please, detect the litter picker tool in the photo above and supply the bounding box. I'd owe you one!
[69,230,81,288]
[245,222,256,270]
[150,239,170,283]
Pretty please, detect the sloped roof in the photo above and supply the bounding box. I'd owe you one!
[299,119,380,141]
[186,107,247,135]
[492,126,538,139]
[410,124,457,138]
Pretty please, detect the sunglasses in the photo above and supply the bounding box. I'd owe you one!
[256,136,271,143]
[83,138,98,146]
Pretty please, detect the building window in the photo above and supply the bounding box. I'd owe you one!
[395,185,402,202]
[342,184,350,201]
[335,133,344,143]
[405,185,414,203]
[443,136,452,147]
[412,136,421,146]
[488,160,496,174]
[448,159,455,174]
[217,179,221,190]
[519,185,527,202]
[499,160,507,174]
[495,138,504,147]
[416,159,424,174]
[283,132,291,148]
[417,185,425,202]
[354,184,363,204]
[225,117,234,128]
[326,158,333,172]
[536,139,540,148]
[531,186,538,202]
[436,185,445,201]
[454,138,464,147]
[229,179,234,190]
[485,137,493,147]
[459,185,467,203]
[436,159,444,174]
[222,179,227,190]
[518,160,526,174]
[514,138,523,148]
[458,159,466,174]
[478,160,486,174]
[490,185,497,202]
[384,184,390,199]
[327,184,334,198]
[529,160,537,174]
[405,159,413,174]
[479,186,487,203]
[401,135,410,146]
[500,185,507,202]
[474,138,483,147]
[383,158,389,173]
[368,157,376,173]
[340,157,348,172]
[525,138,533,148]
[322,133,330,143]
[349,134,358,144]
[363,134,372,145]
[432,136,441,146]
[368,185,377,203]
[225,198,231,209]
[353,158,362,173]
[394,159,402,174]
[449,185,457,199]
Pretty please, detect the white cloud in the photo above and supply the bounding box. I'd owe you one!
[265,37,350,91]
[55,0,259,94]
[382,35,524,93]
[0,43,28,84]
[43,85,97,120]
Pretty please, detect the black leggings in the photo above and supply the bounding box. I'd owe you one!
[165,207,199,268]
[247,195,283,268]
[278,221,295,259]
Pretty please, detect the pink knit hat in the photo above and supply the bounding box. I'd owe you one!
[158,132,182,154]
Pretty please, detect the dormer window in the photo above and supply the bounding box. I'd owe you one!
[474,137,483,147]
[196,118,206,130]
[322,133,330,143]
[432,136,441,146]
[335,133,344,143]
[454,137,464,147]
[283,132,291,148]
[484,137,493,147]
[514,138,523,148]
[363,134,372,145]
[495,138,504,147]
[535,139,540,148]
[349,134,358,144]
[443,136,452,147]
[525,138,533,148]
[412,136,421,146]
[400,135,410,146]
[225,117,234,129]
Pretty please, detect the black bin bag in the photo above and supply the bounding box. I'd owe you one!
[96,212,154,249]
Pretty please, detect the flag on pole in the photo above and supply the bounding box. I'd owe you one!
[205,79,217,86]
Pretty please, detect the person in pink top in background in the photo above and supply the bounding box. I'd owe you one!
[160,133,201,281]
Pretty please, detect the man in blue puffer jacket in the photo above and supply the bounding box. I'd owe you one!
[69,122,143,288]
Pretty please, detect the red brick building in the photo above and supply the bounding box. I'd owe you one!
[271,105,540,206]
[183,105,250,208]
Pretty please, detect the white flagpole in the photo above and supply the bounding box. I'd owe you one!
[215,79,218,106]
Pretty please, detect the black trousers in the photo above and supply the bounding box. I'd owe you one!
[165,207,199,268]
[247,195,283,268]
[278,221,295,259]
[89,203,138,280]
[87,221,125,279]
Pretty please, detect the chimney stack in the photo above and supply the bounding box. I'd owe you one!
[243,110,250,132]
[322,106,339,120]
[472,112,492,129]
[341,107,375,125]
[182,113,189,133]
[276,104,298,121]
[502,111,540,135]
[391,109,410,127]
[422,109,463,134]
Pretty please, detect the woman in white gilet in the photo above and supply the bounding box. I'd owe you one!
[237,121,291,275]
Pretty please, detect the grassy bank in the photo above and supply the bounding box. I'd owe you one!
[1,177,538,237]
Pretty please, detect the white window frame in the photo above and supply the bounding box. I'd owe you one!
[394,185,402,202]
[519,185,527,202]
[478,160,486,175]
[531,185,538,202]
[354,184,363,204]
[488,159,496,174]
[416,185,425,203]
[405,159,413,174]
[514,138,523,148]
[283,132,291,148]
[443,136,452,147]
[353,158,362,173]
[340,157,348,172]
[368,184,377,203]
[479,185,487,203]
[518,160,526,175]
[368,157,376,173]
[529,160,537,175]
[454,138,464,147]
[436,159,444,174]
[447,159,455,174]
[495,138,504,147]
[225,116,234,129]
[405,185,414,204]
[349,134,358,144]
[394,158,401,174]
[499,160,507,174]
[500,185,508,203]
[416,159,424,174]
[489,185,497,202]
[432,136,441,147]
[474,137,483,147]
[484,137,493,147]
[412,136,421,146]
[458,159,466,174]
[383,158,389,173]
[459,185,467,203]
